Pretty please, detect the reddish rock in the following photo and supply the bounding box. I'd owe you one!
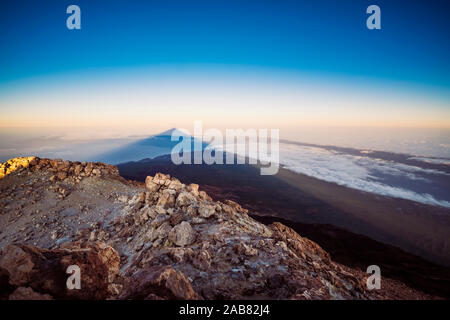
[0,242,120,300]
[9,287,53,300]
[120,266,201,300]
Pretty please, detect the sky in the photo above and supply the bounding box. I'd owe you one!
[0,0,449,154]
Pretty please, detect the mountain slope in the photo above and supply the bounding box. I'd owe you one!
[0,157,438,300]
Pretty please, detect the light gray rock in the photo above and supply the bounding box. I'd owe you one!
[198,204,215,218]
[169,221,196,247]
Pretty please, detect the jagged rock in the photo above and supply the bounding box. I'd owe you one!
[57,171,67,181]
[168,247,194,263]
[153,173,170,185]
[169,212,184,226]
[74,164,83,176]
[145,176,159,192]
[155,222,172,241]
[0,241,120,299]
[84,163,94,175]
[187,183,199,194]
[169,221,195,247]
[176,192,197,207]
[0,157,36,179]
[193,250,211,271]
[198,204,215,218]
[152,214,170,228]
[9,286,53,300]
[167,179,182,191]
[233,242,258,256]
[119,266,200,300]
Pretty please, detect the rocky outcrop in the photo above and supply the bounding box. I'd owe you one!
[120,266,201,300]
[0,157,36,180]
[0,241,120,299]
[0,157,437,300]
[0,156,119,182]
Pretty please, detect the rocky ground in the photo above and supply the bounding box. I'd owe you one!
[0,157,439,300]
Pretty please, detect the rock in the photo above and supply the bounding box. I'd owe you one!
[74,164,83,176]
[234,242,258,256]
[0,245,34,287]
[186,205,198,217]
[0,242,120,300]
[198,204,215,218]
[198,191,212,201]
[176,192,197,207]
[169,221,196,247]
[187,183,199,195]
[0,157,36,179]
[157,190,175,207]
[9,286,53,300]
[153,173,170,185]
[155,222,172,241]
[119,266,200,300]
[167,179,183,191]
[169,212,184,226]
[193,250,211,271]
[145,227,158,242]
[84,163,94,175]
[145,176,159,192]
[57,171,67,180]
[168,247,194,263]
[152,214,170,228]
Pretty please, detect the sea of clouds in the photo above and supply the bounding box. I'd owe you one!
[279,143,450,208]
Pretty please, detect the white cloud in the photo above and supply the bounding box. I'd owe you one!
[278,143,450,208]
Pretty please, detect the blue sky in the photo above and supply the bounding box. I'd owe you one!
[0,0,449,134]
[0,0,449,90]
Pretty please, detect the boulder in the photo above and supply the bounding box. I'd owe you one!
[57,171,67,181]
[0,242,120,300]
[119,266,200,300]
[176,192,197,207]
[198,204,215,218]
[169,221,196,247]
[9,286,53,300]
[145,176,159,192]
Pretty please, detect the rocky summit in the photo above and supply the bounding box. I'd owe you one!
[0,157,436,300]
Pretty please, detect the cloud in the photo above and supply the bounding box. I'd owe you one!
[278,143,450,208]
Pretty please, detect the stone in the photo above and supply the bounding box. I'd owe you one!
[153,173,170,185]
[198,204,215,218]
[169,221,196,247]
[74,164,83,176]
[84,163,94,175]
[145,176,159,192]
[176,192,197,207]
[234,242,258,256]
[119,266,200,300]
[151,214,170,228]
[0,242,120,300]
[187,183,199,195]
[57,171,67,180]
[9,287,53,300]
[167,179,183,191]
[155,222,172,240]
